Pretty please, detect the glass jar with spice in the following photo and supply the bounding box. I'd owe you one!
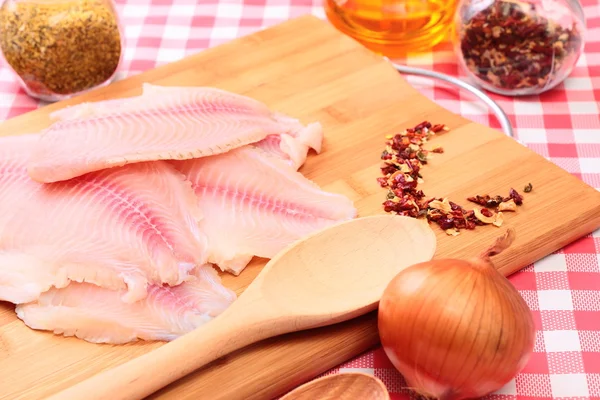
[454,0,585,96]
[0,0,124,102]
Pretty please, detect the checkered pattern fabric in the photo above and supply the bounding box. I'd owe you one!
[1,0,599,398]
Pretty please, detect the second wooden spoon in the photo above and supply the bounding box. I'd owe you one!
[280,373,390,400]
[47,214,437,400]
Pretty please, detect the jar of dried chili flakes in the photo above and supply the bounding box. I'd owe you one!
[454,0,585,96]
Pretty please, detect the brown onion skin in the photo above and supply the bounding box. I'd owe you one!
[378,257,536,400]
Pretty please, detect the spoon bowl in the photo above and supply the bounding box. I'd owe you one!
[259,213,437,321]
[280,372,390,400]
[48,214,436,400]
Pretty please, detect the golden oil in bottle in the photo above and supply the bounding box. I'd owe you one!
[325,0,459,57]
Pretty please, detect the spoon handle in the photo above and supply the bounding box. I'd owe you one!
[47,294,277,400]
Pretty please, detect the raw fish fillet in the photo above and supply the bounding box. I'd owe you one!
[16,266,236,344]
[0,134,207,304]
[28,84,319,183]
[254,118,323,170]
[0,135,37,217]
[171,146,357,275]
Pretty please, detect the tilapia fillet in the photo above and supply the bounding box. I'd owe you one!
[16,266,236,344]
[28,84,320,183]
[50,90,324,171]
[171,146,357,275]
[0,134,207,304]
[255,124,322,170]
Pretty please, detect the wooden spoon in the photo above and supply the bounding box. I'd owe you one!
[280,373,390,400]
[47,214,436,400]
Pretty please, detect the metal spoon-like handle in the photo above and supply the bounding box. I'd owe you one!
[388,61,515,139]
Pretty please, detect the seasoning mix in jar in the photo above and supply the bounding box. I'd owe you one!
[0,0,124,102]
[454,0,585,96]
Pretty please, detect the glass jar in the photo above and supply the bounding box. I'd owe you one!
[454,0,585,96]
[325,0,460,57]
[0,0,124,102]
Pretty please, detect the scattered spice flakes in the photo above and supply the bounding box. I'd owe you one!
[498,199,517,212]
[378,120,439,219]
[493,212,505,227]
[0,0,123,97]
[426,199,482,234]
[524,183,533,193]
[467,194,504,208]
[428,198,453,213]
[508,188,524,205]
[458,0,583,93]
[377,121,531,236]
[474,208,496,224]
[416,150,428,163]
[468,188,526,209]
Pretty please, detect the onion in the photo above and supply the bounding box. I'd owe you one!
[377,228,535,399]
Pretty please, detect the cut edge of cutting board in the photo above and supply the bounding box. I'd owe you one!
[1,14,600,400]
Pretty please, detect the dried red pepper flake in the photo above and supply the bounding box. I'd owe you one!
[467,194,504,208]
[468,188,527,209]
[377,121,534,236]
[480,208,494,218]
[376,177,389,187]
[380,165,397,175]
[413,121,432,132]
[430,124,445,133]
[438,218,455,230]
[432,146,444,153]
[458,0,583,93]
[508,188,524,205]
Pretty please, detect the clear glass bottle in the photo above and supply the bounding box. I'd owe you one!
[453,0,585,96]
[0,0,124,102]
[324,0,460,57]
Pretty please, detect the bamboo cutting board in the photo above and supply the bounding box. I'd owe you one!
[1,15,600,400]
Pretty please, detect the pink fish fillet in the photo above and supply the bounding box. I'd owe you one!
[16,265,236,344]
[170,146,357,275]
[28,84,320,183]
[0,134,208,304]
[254,118,323,170]
[146,87,325,169]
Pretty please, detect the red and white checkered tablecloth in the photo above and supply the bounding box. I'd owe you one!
[1,0,599,398]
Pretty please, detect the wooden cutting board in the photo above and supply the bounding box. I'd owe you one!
[1,15,600,400]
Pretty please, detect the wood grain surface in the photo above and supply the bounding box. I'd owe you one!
[1,15,600,400]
